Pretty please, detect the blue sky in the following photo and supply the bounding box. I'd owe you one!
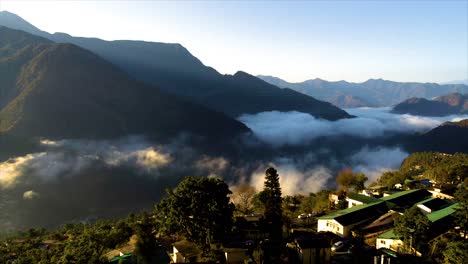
[1,0,467,83]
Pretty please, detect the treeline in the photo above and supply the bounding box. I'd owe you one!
[375,152,468,188]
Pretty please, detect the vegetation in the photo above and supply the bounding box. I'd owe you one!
[336,168,368,192]
[258,167,283,240]
[394,206,431,254]
[375,152,468,188]
[155,176,234,251]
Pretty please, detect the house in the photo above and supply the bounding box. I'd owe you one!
[287,235,331,264]
[171,240,201,263]
[429,186,456,200]
[234,214,265,240]
[317,201,390,237]
[416,198,453,214]
[376,229,403,252]
[346,193,380,208]
[376,203,459,256]
[361,211,401,246]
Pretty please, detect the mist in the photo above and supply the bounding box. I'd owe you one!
[238,107,468,147]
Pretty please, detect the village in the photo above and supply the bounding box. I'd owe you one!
[107,159,466,264]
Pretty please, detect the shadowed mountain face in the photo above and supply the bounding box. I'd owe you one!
[0,27,249,140]
[258,75,468,108]
[392,93,468,116]
[407,119,468,154]
[0,11,351,120]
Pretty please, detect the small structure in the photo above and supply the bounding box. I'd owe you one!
[430,186,456,200]
[346,193,380,208]
[361,211,400,246]
[224,248,249,264]
[416,198,453,214]
[171,240,201,263]
[376,229,403,252]
[287,235,331,264]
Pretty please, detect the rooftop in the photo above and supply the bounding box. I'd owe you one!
[427,203,458,223]
[318,201,389,226]
[347,193,380,204]
[378,229,399,240]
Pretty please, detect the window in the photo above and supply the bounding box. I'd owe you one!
[381,240,386,245]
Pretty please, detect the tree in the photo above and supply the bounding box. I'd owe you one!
[134,213,157,264]
[230,184,257,215]
[453,187,468,238]
[443,240,468,264]
[394,206,430,254]
[155,176,234,251]
[259,167,283,239]
[336,168,368,192]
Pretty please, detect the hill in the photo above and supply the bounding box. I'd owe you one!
[392,93,468,116]
[257,75,468,108]
[0,27,249,140]
[407,119,468,154]
[0,11,351,120]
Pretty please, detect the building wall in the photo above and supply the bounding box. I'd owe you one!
[376,238,403,251]
[317,219,347,236]
[346,198,364,208]
[225,250,248,264]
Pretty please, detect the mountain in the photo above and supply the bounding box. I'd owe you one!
[0,27,249,140]
[257,75,468,108]
[441,79,468,85]
[392,93,468,116]
[0,11,351,120]
[410,119,468,153]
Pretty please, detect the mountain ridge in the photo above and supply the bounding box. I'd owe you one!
[0,27,250,141]
[0,11,351,120]
[392,93,468,116]
[257,75,468,108]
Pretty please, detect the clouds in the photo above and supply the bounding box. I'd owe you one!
[349,146,409,183]
[238,108,468,147]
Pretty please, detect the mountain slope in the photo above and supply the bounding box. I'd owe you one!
[0,11,351,120]
[409,119,468,153]
[0,27,249,140]
[257,75,468,108]
[392,93,467,116]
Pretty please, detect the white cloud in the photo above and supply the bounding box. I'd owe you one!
[349,146,409,183]
[239,108,468,147]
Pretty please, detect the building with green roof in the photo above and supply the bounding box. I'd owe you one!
[317,201,390,237]
[346,193,380,208]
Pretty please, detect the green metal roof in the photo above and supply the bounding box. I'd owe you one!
[427,203,458,223]
[318,201,385,220]
[416,197,435,205]
[380,189,419,201]
[347,193,380,204]
[378,229,399,240]
[110,253,133,263]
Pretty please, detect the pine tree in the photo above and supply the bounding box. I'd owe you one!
[261,167,283,239]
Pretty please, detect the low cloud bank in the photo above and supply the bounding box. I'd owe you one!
[349,146,409,183]
[239,108,468,147]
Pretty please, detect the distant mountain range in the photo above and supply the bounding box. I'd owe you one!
[0,27,249,140]
[258,75,468,108]
[392,93,468,116]
[0,11,350,121]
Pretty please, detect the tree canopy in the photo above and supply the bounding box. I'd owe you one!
[155,176,234,250]
[259,167,283,239]
[394,206,430,254]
